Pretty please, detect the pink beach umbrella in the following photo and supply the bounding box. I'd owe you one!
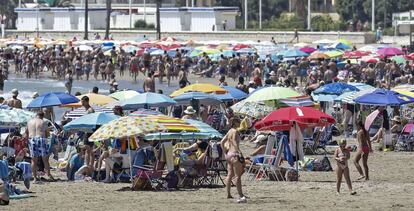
[299,47,316,54]
[364,109,380,131]
[377,47,404,57]
[403,123,414,134]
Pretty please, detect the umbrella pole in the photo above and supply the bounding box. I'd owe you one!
[128,137,133,185]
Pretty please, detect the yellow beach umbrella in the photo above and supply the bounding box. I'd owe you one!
[63,93,117,108]
[394,90,414,98]
[325,50,344,58]
[89,116,165,141]
[308,51,329,60]
[336,38,352,46]
[170,83,228,97]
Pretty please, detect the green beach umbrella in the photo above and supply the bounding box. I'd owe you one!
[391,56,406,65]
[245,87,301,103]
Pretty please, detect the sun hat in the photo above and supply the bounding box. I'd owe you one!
[184,106,196,115]
[392,116,401,122]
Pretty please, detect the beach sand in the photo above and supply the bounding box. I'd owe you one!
[3,140,414,211]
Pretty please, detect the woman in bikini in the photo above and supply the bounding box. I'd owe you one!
[354,120,372,181]
[334,139,356,195]
[220,117,247,203]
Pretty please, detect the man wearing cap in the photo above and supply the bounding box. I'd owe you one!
[4,89,22,109]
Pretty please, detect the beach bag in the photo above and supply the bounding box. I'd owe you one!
[384,132,393,147]
[164,171,179,189]
[285,169,299,182]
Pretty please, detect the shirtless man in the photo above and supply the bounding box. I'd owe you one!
[143,72,155,93]
[365,64,376,86]
[220,117,247,203]
[27,111,54,182]
[4,89,22,109]
[178,67,190,87]
[323,67,334,84]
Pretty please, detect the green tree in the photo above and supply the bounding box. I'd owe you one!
[0,0,20,28]
[104,0,111,39]
[38,0,73,7]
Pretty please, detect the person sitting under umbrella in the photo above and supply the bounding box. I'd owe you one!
[182,106,197,120]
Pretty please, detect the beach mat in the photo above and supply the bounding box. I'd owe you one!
[10,194,32,200]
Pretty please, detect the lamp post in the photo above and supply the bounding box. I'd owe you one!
[259,0,262,30]
[307,0,311,30]
[371,0,375,31]
[156,0,161,40]
[129,0,132,29]
[84,0,88,40]
[244,0,247,30]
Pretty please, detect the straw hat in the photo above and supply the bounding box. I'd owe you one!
[184,106,196,115]
[392,116,401,122]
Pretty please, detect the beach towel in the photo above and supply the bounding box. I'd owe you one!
[0,160,8,179]
[163,142,174,172]
[15,162,32,180]
[281,136,294,166]
[289,124,304,161]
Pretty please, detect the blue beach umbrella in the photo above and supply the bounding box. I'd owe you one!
[119,92,176,110]
[354,89,414,106]
[222,86,248,100]
[313,82,359,96]
[278,49,308,58]
[173,92,222,105]
[63,112,120,131]
[27,92,79,108]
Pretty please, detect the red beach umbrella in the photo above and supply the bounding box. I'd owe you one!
[254,107,335,131]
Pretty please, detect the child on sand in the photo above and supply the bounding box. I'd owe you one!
[334,139,356,195]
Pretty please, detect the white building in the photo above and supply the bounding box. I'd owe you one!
[15,7,106,31]
[160,7,239,32]
[392,10,414,34]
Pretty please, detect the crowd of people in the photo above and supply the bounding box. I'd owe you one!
[0,38,413,205]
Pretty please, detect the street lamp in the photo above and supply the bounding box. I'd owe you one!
[372,0,375,31]
[34,0,40,38]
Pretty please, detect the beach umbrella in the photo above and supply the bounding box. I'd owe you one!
[64,105,114,120]
[118,92,176,110]
[63,112,120,131]
[236,48,255,54]
[313,82,359,96]
[299,47,316,53]
[170,83,227,97]
[221,86,248,100]
[210,93,234,102]
[308,51,329,60]
[150,49,166,56]
[293,42,311,48]
[173,92,222,105]
[129,109,164,117]
[89,116,165,141]
[278,49,308,58]
[232,44,250,51]
[255,107,335,131]
[393,84,414,91]
[337,59,358,68]
[391,56,406,64]
[138,40,157,48]
[145,119,222,140]
[325,50,344,58]
[358,45,377,52]
[335,88,375,104]
[0,108,35,126]
[189,49,202,57]
[336,39,352,46]
[328,42,351,50]
[407,53,414,60]
[360,56,379,63]
[402,123,414,134]
[312,39,335,45]
[245,87,301,103]
[122,45,140,53]
[310,93,338,102]
[142,115,199,133]
[377,47,404,56]
[63,93,116,108]
[354,89,414,106]
[279,96,314,107]
[343,51,370,59]
[394,90,414,98]
[77,44,93,51]
[109,90,140,101]
[27,92,79,108]
[231,100,275,118]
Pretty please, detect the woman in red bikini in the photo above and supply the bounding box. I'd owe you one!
[354,120,372,181]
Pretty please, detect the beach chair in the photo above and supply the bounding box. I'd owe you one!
[194,141,227,187]
[304,125,335,155]
[132,143,174,190]
[245,135,277,181]
[255,138,285,181]
[114,151,136,183]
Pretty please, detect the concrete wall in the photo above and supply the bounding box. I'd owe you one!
[4,30,376,44]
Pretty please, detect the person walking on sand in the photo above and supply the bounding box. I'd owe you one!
[26,111,55,182]
[354,120,372,181]
[334,139,356,195]
[220,117,247,203]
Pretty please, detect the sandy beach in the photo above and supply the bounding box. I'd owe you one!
[3,139,414,211]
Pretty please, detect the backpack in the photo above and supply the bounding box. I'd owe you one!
[164,171,179,190]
